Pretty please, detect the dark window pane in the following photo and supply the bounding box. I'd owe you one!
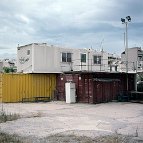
[27,50,30,55]
[62,53,66,62]
[67,53,72,62]
[93,56,101,64]
[93,56,97,64]
[98,56,101,64]
[81,54,86,63]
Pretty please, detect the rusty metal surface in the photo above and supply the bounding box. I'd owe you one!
[56,72,136,104]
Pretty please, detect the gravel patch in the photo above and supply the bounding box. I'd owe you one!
[0,101,143,142]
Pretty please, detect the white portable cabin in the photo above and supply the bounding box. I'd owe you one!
[17,43,110,73]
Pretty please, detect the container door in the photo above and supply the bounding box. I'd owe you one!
[93,81,112,103]
[56,75,66,101]
[77,78,83,102]
[102,82,111,102]
[111,81,120,100]
[77,77,89,103]
[94,81,103,103]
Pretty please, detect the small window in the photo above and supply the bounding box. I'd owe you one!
[67,53,72,62]
[81,54,86,63]
[62,53,66,62]
[93,55,101,64]
[62,52,72,62]
[27,50,30,55]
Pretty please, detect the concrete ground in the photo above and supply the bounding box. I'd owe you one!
[0,101,143,142]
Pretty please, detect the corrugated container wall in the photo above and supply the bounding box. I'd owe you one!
[0,73,56,103]
[56,72,136,104]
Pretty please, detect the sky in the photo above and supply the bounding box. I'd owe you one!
[0,0,143,58]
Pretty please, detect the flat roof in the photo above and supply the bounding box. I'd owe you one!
[63,71,136,75]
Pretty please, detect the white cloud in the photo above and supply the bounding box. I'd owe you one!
[0,0,143,58]
[15,14,30,24]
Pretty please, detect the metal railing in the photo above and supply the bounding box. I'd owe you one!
[60,58,143,73]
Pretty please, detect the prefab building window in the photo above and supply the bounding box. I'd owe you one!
[93,55,101,64]
[67,53,72,62]
[81,54,86,63]
[27,50,30,55]
[62,53,67,62]
[62,52,72,62]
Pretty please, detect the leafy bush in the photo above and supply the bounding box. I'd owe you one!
[3,67,15,73]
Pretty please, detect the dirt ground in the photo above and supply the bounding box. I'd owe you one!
[0,101,143,142]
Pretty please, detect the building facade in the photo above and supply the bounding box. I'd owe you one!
[0,59,17,73]
[121,47,143,72]
[17,43,120,73]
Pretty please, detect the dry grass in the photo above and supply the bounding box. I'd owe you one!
[0,132,141,143]
[43,134,133,143]
[0,110,20,123]
[0,110,22,142]
[0,132,22,143]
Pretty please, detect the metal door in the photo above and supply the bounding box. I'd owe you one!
[102,82,111,102]
[94,81,103,103]
[111,81,120,100]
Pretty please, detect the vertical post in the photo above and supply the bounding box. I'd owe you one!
[135,74,137,91]
[136,61,138,73]
[124,32,126,48]
[80,54,82,71]
[101,50,103,71]
[91,59,92,71]
[32,43,35,73]
[110,60,112,72]
[100,61,101,71]
[88,52,90,71]
[125,22,128,73]
[121,16,131,92]
[88,75,89,103]
[125,22,129,91]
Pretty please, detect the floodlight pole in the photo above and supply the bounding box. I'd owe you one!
[121,16,131,91]
[125,21,128,73]
[125,21,128,91]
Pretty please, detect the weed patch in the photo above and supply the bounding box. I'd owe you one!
[0,132,22,143]
[44,134,134,143]
[0,110,20,123]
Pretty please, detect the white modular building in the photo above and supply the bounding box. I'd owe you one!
[121,47,143,72]
[17,43,119,73]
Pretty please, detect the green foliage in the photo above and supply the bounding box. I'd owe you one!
[137,73,143,81]
[3,67,15,73]
[3,67,10,73]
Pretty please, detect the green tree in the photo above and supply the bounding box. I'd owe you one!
[3,67,10,73]
[3,67,15,73]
